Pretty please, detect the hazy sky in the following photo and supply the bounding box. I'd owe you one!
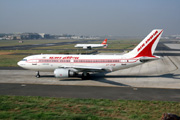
[0,0,180,36]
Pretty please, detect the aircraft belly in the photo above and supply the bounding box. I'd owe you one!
[111,62,142,71]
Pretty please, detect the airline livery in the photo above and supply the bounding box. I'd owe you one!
[74,39,108,49]
[18,29,163,79]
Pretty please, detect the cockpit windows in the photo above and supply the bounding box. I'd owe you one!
[21,59,27,61]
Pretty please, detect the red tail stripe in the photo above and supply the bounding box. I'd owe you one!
[101,39,107,45]
[135,30,163,58]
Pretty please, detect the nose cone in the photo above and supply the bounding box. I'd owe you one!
[17,61,21,67]
[17,61,24,67]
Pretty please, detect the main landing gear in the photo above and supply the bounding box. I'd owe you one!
[81,72,90,80]
[36,71,40,78]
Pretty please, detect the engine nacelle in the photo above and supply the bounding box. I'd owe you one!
[83,46,91,49]
[54,69,76,78]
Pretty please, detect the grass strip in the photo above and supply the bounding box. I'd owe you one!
[0,95,179,120]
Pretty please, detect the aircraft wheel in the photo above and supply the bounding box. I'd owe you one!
[36,71,40,78]
[36,74,40,78]
[81,72,90,80]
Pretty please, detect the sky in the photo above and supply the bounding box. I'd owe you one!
[0,0,180,36]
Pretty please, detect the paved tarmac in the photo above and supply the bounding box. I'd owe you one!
[0,83,180,101]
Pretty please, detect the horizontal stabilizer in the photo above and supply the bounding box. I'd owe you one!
[139,56,161,62]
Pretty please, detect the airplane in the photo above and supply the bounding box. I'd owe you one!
[17,29,163,80]
[74,38,108,49]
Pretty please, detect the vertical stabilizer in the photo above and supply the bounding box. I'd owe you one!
[125,29,163,58]
[101,39,107,45]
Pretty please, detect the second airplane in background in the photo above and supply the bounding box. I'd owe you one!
[74,39,108,49]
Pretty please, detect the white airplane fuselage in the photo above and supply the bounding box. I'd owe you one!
[74,39,108,49]
[18,54,141,72]
[75,44,107,49]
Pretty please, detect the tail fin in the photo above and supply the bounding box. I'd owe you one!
[101,39,107,45]
[125,29,163,58]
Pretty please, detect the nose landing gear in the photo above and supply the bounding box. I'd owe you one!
[36,71,40,78]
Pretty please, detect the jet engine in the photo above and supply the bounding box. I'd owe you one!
[83,46,91,50]
[54,69,76,78]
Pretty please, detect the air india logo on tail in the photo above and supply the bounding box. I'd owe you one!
[137,31,158,52]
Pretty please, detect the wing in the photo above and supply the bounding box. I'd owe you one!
[57,65,112,72]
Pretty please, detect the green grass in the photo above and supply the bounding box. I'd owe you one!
[0,55,26,67]
[0,50,61,67]
[0,95,179,120]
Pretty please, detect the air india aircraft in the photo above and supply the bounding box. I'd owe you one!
[74,39,108,49]
[18,29,163,79]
